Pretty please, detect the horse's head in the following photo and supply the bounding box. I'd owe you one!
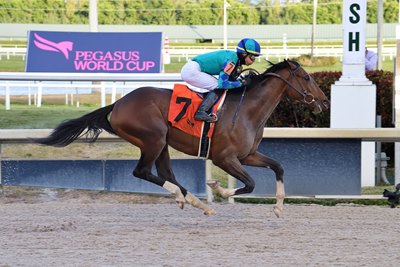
[264,59,330,114]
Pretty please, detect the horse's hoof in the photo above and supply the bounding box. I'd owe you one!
[204,208,216,216]
[206,180,219,189]
[273,206,282,218]
[177,201,185,210]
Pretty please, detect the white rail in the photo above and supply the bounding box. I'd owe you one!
[2,128,400,143]
[1,45,396,61]
[0,73,184,110]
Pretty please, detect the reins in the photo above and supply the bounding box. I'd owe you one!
[263,69,315,105]
[231,68,259,125]
[231,62,315,125]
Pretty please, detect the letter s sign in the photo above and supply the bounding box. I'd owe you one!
[349,3,360,24]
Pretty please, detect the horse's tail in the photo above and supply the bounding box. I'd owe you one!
[33,104,116,147]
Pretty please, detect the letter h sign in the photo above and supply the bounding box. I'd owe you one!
[343,0,366,66]
[348,3,360,52]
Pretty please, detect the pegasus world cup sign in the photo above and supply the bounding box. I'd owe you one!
[26,31,162,73]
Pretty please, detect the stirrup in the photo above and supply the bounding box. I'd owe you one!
[195,111,218,122]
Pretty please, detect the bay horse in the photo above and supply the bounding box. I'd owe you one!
[34,59,330,217]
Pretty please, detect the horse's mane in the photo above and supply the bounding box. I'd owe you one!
[249,59,299,86]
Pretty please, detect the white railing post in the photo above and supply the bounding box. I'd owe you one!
[228,175,235,204]
[65,92,68,105]
[37,82,42,107]
[205,160,213,203]
[5,81,10,110]
[111,82,116,103]
[28,87,31,106]
[101,81,106,107]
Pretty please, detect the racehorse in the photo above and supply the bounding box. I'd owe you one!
[34,59,330,217]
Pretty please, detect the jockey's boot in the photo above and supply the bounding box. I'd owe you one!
[194,91,219,123]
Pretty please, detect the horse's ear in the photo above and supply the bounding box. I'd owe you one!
[286,59,296,69]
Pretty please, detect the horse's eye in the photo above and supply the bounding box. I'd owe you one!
[304,75,310,81]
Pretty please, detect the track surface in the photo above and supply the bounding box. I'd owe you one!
[0,191,399,267]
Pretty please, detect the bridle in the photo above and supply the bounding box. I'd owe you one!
[232,61,317,125]
[264,61,316,105]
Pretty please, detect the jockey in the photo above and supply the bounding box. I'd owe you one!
[181,38,261,122]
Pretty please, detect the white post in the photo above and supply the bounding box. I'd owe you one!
[5,81,10,110]
[206,160,214,203]
[311,0,318,57]
[377,0,383,70]
[163,35,170,68]
[101,81,106,107]
[282,33,288,59]
[28,86,31,106]
[223,0,230,50]
[89,0,98,32]
[111,82,116,104]
[331,0,376,187]
[394,25,400,185]
[37,82,42,107]
[228,175,235,204]
[70,92,74,106]
[76,87,80,108]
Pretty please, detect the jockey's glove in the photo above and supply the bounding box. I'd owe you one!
[241,76,252,87]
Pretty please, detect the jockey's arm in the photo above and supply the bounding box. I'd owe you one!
[218,61,243,89]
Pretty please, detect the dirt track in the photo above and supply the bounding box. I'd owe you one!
[0,190,399,267]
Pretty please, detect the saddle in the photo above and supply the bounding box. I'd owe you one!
[168,84,226,157]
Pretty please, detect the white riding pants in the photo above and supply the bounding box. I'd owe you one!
[181,61,218,93]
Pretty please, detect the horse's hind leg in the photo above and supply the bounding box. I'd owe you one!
[155,146,186,209]
[133,146,186,209]
[155,146,215,215]
[241,151,285,218]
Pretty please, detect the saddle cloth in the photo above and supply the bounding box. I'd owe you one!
[168,84,226,139]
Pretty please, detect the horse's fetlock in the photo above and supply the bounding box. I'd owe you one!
[247,181,255,193]
[242,184,254,194]
[276,193,285,200]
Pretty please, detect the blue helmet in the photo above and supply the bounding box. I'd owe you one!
[236,38,261,56]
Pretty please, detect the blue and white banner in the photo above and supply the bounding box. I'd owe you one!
[26,31,162,73]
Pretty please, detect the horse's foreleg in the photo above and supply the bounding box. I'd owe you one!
[212,157,256,197]
[185,192,216,216]
[162,181,186,209]
[242,151,285,218]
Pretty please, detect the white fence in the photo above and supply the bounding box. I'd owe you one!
[1,44,397,62]
[0,73,184,110]
[0,46,26,60]
[168,45,396,61]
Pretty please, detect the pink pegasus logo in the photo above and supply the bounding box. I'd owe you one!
[33,33,73,60]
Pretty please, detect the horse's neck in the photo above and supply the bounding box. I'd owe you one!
[246,76,287,127]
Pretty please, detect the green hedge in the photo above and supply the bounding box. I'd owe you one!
[267,70,394,128]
